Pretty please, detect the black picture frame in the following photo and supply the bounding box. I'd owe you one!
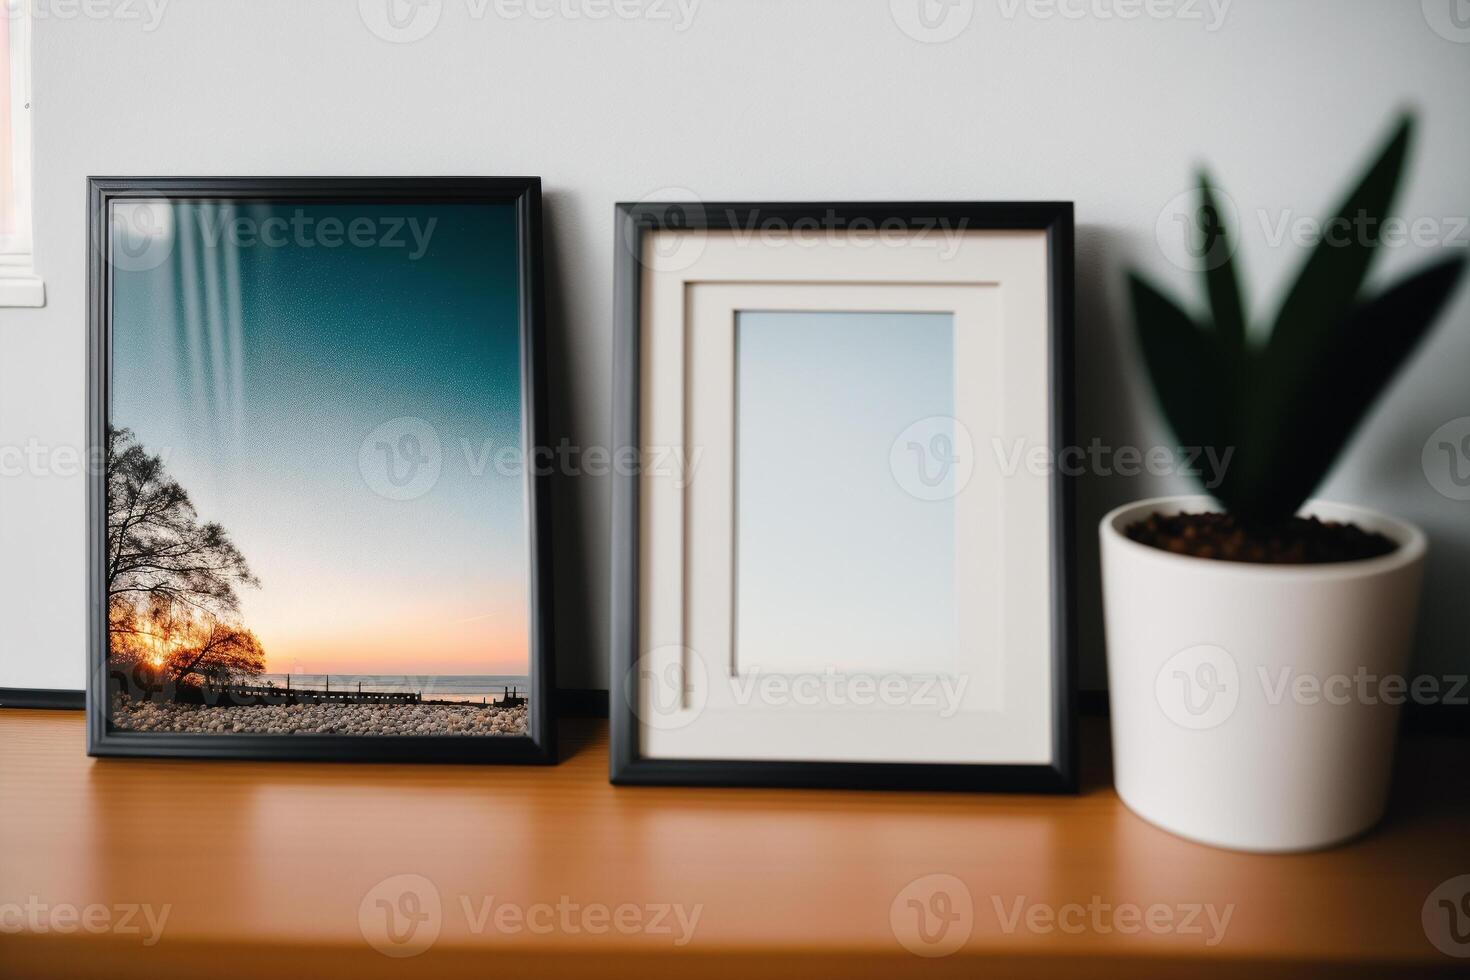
[86,177,556,764]
[610,201,1077,792]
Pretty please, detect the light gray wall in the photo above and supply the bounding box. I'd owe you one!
[3,0,1468,693]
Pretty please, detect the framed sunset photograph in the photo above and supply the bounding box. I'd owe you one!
[85,178,554,763]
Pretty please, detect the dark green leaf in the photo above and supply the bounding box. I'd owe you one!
[1129,272,1232,480]
[1264,114,1414,364]
[1233,113,1416,514]
[1198,171,1246,355]
[1259,256,1467,516]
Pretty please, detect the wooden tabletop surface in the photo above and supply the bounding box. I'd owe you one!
[1,708,1466,978]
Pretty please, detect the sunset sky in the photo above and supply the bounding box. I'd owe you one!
[110,200,530,676]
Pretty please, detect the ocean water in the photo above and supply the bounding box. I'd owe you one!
[252,674,530,704]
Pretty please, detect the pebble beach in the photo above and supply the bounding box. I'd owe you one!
[110,695,528,737]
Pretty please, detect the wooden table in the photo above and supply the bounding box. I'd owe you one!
[1,709,1466,978]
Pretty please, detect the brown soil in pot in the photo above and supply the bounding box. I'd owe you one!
[1124,512,1398,564]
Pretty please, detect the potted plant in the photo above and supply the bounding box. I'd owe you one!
[1102,113,1466,852]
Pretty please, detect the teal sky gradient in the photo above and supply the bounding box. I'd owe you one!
[110,201,529,675]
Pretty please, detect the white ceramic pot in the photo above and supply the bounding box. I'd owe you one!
[1100,495,1427,853]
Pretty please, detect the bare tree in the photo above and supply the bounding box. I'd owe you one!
[107,426,259,617]
[106,427,264,685]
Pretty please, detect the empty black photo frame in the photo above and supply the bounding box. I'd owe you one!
[610,201,1077,792]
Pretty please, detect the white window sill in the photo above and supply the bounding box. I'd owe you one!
[0,268,45,308]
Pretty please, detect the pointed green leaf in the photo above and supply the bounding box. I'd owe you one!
[1234,113,1416,512]
[1129,273,1232,485]
[1264,113,1413,361]
[1198,171,1246,354]
[1260,255,1467,516]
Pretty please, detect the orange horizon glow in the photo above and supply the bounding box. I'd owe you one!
[249,589,530,677]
